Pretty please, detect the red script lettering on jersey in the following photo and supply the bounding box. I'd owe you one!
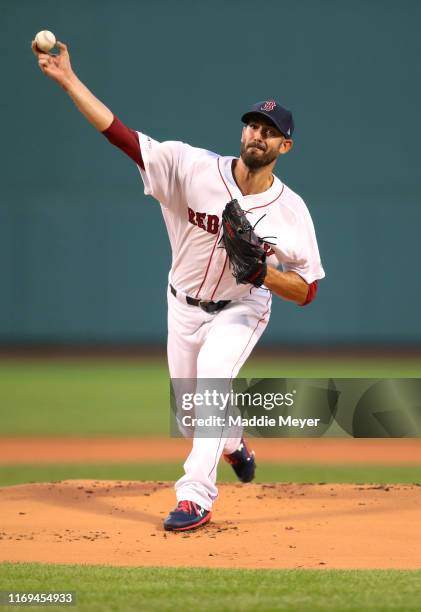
[187,207,275,255]
[188,207,219,235]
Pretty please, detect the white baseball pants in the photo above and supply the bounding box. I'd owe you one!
[167,285,271,510]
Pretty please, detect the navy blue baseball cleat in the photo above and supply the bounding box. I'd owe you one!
[164,500,212,532]
[223,437,256,483]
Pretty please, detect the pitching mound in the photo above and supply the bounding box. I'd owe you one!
[1,480,421,570]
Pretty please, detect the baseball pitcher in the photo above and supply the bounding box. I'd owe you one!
[32,40,325,532]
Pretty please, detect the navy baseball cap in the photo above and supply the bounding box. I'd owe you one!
[241,100,294,138]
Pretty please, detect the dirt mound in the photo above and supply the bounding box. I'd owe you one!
[1,480,421,569]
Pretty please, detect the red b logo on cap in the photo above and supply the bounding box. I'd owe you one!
[261,100,276,111]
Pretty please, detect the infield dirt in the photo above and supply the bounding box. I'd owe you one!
[2,438,421,464]
[2,479,421,570]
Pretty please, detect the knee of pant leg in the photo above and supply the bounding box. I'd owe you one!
[196,344,247,379]
[196,352,231,378]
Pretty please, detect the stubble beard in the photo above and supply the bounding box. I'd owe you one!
[240,142,278,171]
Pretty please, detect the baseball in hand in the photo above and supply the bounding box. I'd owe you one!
[35,30,56,52]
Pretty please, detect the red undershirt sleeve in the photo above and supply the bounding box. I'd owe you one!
[102,115,144,169]
[301,280,318,306]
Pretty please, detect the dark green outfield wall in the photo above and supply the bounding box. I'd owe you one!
[1,0,420,344]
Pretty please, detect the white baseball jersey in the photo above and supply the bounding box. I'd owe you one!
[132,131,325,510]
[137,134,325,300]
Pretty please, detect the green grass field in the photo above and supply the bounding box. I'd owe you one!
[1,564,421,611]
[1,355,420,436]
[1,356,421,611]
[1,463,421,488]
